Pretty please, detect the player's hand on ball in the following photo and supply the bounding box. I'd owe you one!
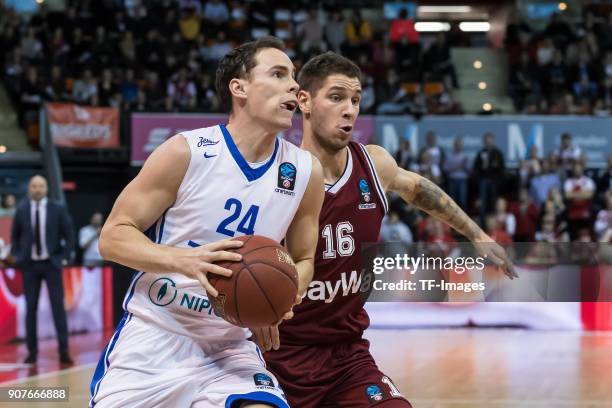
[176,238,243,297]
[251,310,294,351]
[473,233,518,280]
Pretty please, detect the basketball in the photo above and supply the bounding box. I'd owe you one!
[209,235,298,328]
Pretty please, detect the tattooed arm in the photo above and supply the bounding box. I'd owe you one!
[366,144,517,278]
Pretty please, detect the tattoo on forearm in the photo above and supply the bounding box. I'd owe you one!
[412,178,479,239]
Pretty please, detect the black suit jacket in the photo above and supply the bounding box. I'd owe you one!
[11,199,74,270]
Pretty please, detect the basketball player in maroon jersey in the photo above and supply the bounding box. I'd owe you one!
[263,52,516,407]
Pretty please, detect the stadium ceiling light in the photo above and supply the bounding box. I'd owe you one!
[459,22,491,32]
[482,103,492,111]
[478,81,487,90]
[558,2,567,11]
[418,6,472,13]
[0,145,6,153]
[415,22,451,32]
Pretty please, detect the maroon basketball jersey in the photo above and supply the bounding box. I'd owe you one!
[279,142,388,345]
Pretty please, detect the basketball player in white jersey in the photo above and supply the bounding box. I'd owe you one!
[89,37,324,408]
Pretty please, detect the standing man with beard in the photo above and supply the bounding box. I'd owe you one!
[263,52,516,407]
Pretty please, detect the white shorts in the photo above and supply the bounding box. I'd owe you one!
[89,313,288,408]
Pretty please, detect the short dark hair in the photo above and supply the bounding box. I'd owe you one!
[215,36,285,112]
[298,52,361,97]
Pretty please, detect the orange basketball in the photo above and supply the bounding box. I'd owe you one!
[209,235,298,328]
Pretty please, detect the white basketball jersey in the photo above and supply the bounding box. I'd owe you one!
[124,124,312,342]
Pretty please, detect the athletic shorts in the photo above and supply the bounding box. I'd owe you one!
[264,338,412,408]
[90,313,288,408]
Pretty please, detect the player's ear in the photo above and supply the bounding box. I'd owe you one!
[229,78,247,102]
[297,90,311,117]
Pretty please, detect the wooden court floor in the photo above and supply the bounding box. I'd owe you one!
[1,328,611,407]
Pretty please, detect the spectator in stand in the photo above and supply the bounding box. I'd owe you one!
[545,12,575,49]
[494,198,516,238]
[139,29,164,68]
[299,9,324,54]
[474,132,506,226]
[325,9,346,54]
[380,212,413,245]
[19,66,45,128]
[119,30,137,65]
[597,155,612,198]
[519,145,542,187]
[203,0,229,36]
[418,131,444,169]
[509,52,539,111]
[423,32,458,89]
[509,188,540,242]
[556,133,582,176]
[72,69,98,105]
[91,26,114,68]
[166,68,197,111]
[485,215,513,245]
[196,72,219,112]
[389,8,419,71]
[395,138,414,171]
[564,163,596,240]
[507,31,535,67]
[595,190,612,242]
[98,68,120,107]
[179,6,200,41]
[68,27,91,69]
[343,10,372,59]
[444,136,470,209]
[411,151,442,186]
[0,194,17,216]
[143,71,166,111]
[206,31,233,64]
[535,214,569,243]
[529,157,561,207]
[120,69,139,108]
[543,50,568,100]
[48,27,69,66]
[571,52,600,101]
[536,37,555,68]
[79,212,103,267]
[360,75,376,114]
[20,26,43,61]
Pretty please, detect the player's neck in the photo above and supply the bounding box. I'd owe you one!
[226,117,277,163]
[302,132,348,184]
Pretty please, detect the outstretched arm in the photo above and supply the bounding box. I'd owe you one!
[366,144,517,278]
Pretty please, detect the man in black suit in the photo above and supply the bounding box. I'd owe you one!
[11,175,74,365]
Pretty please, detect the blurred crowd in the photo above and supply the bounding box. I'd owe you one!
[0,0,462,136]
[506,10,612,115]
[381,132,612,245]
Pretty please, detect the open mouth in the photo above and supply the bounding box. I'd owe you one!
[280,101,298,111]
[339,125,353,133]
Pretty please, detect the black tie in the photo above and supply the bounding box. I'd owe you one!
[34,202,41,257]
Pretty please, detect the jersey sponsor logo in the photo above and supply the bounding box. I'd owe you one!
[305,270,370,303]
[148,277,178,306]
[203,152,217,158]
[275,162,296,196]
[197,137,219,147]
[365,384,384,402]
[147,277,214,315]
[254,373,273,387]
[358,178,376,210]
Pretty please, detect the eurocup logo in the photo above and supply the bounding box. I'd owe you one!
[148,277,177,307]
[366,384,383,401]
[278,162,297,191]
[358,178,375,208]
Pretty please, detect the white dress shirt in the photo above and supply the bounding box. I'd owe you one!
[30,197,49,260]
